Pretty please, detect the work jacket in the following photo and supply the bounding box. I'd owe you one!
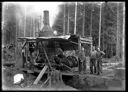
[78,50,86,62]
[96,51,105,60]
[90,50,97,59]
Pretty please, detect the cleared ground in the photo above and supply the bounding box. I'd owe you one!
[2,58,125,91]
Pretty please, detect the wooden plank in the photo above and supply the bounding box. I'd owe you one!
[22,41,27,49]
[33,65,48,84]
[80,38,92,42]
[81,41,92,44]
[41,76,50,87]
[42,46,52,70]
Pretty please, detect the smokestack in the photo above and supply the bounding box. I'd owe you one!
[38,10,54,37]
[43,10,49,25]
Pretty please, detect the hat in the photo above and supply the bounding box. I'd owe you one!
[97,47,100,50]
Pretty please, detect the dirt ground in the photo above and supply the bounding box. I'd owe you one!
[2,45,125,90]
[2,66,77,90]
[2,58,125,91]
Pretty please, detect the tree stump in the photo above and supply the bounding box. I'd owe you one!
[51,70,63,87]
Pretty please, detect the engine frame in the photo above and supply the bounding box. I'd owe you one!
[16,35,92,75]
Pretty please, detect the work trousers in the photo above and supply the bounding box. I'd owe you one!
[83,59,86,73]
[78,58,82,73]
[78,58,86,74]
[97,58,102,75]
[90,58,97,74]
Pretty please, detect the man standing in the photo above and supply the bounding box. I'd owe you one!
[90,46,97,74]
[82,47,86,74]
[78,47,86,74]
[96,47,105,75]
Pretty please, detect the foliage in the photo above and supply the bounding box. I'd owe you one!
[52,2,124,58]
[3,2,124,59]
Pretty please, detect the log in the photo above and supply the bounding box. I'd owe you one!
[33,65,48,84]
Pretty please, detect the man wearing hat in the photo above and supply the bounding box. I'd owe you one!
[96,47,105,75]
[90,46,97,74]
[78,47,86,74]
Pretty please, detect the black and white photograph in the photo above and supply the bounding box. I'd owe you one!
[2,1,125,91]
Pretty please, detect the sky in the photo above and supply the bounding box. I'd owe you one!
[3,2,105,28]
[3,2,64,27]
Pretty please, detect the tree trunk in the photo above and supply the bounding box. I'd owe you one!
[63,4,66,35]
[116,3,120,61]
[74,2,77,35]
[24,7,26,37]
[31,16,33,37]
[15,15,17,61]
[102,3,105,52]
[122,3,125,66]
[90,4,93,37]
[98,3,102,49]
[32,16,34,37]
[82,3,85,37]
[18,20,20,37]
[33,16,35,37]
[67,3,70,34]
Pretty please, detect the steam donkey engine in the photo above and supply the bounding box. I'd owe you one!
[16,10,82,73]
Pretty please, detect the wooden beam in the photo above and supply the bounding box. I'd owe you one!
[80,37,92,42]
[63,63,73,72]
[42,45,52,70]
[81,41,92,44]
[22,41,27,49]
[33,65,48,84]
[41,76,50,87]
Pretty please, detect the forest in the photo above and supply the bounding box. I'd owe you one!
[2,2,125,90]
[2,2,125,60]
